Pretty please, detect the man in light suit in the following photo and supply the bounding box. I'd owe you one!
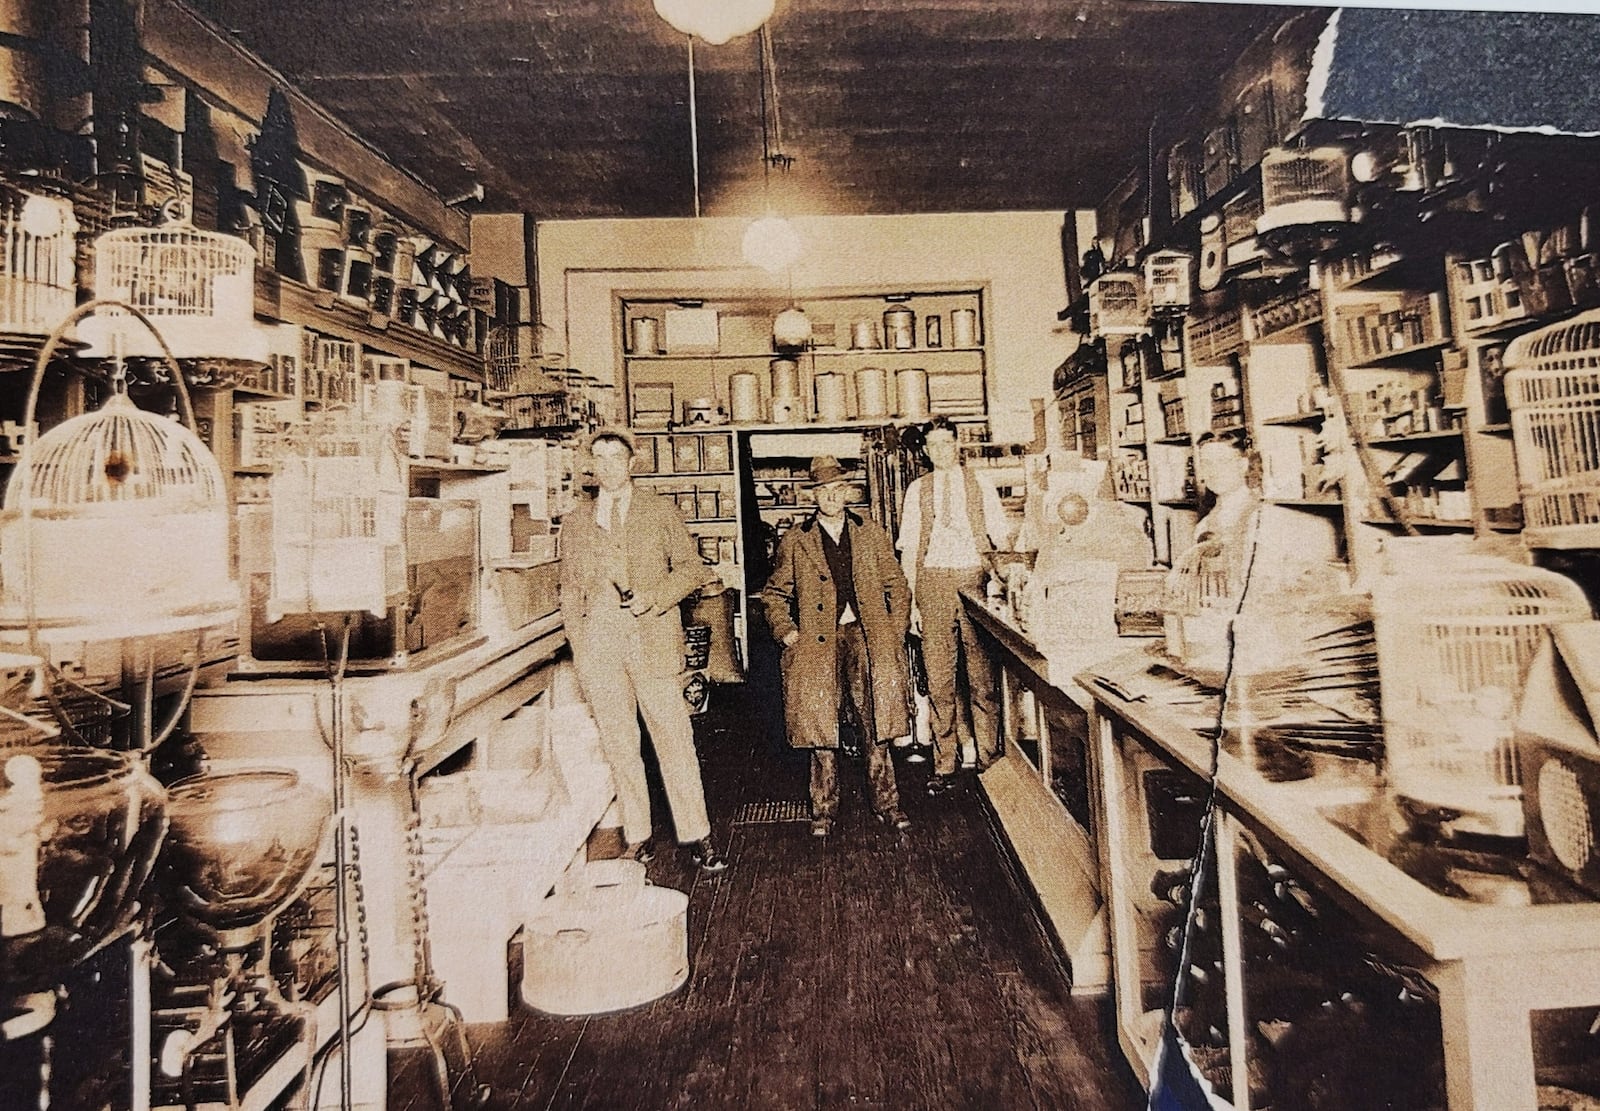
[559,428,728,872]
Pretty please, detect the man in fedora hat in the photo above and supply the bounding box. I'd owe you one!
[559,427,728,872]
[764,454,913,837]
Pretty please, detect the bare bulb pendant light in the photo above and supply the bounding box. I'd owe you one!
[743,23,803,272]
[654,0,775,45]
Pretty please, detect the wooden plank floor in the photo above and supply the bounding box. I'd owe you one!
[391,683,1143,1110]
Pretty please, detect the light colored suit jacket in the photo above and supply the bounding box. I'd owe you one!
[560,485,712,677]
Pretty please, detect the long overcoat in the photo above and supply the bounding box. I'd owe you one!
[763,510,912,749]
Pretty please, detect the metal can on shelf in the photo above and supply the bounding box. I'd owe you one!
[855,367,889,418]
[729,372,762,423]
[896,367,930,418]
[883,305,916,350]
[950,308,979,348]
[815,372,848,422]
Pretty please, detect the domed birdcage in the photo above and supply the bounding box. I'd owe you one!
[0,301,236,649]
[1373,538,1593,838]
[77,210,269,362]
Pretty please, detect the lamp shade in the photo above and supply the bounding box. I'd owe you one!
[654,0,775,44]
[742,216,803,273]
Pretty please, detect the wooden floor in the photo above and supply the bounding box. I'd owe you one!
[391,683,1143,1110]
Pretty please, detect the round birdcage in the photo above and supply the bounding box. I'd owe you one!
[0,301,236,645]
[77,213,268,362]
[0,184,78,337]
[1373,538,1593,838]
[1504,308,1600,548]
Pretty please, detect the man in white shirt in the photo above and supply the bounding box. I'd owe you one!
[896,419,1006,794]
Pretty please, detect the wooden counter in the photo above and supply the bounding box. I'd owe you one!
[960,589,1157,994]
[1080,649,1600,1111]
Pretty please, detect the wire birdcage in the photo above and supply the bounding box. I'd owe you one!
[1257,146,1354,232]
[1088,272,1147,336]
[1144,250,1193,311]
[0,301,235,645]
[484,323,523,394]
[267,414,408,619]
[1373,538,1593,838]
[78,216,268,361]
[0,185,78,336]
[1503,308,1600,547]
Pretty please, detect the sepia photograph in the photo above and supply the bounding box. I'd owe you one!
[1,1,1599,1108]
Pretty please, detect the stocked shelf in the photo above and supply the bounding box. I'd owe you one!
[1346,337,1453,370]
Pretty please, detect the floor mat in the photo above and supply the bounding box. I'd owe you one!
[733,799,811,824]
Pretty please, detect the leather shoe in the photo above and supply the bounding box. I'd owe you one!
[625,839,655,864]
[926,774,957,797]
[876,809,912,831]
[690,838,730,873]
[810,817,833,838]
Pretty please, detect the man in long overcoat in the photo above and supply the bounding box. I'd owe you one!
[560,427,728,871]
[764,455,913,837]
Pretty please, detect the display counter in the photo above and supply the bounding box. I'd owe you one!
[960,588,1156,994]
[1080,649,1600,1111]
[180,613,615,1108]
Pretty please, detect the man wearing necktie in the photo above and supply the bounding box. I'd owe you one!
[559,428,728,872]
[764,455,912,837]
[896,418,1006,794]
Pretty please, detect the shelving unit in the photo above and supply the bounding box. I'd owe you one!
[617,287,989,427]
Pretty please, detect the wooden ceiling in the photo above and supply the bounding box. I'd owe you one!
[187,0,1301,220]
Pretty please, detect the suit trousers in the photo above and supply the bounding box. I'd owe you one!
[571,603,711,846]
[809,621,901,819]
[915,566,999,775]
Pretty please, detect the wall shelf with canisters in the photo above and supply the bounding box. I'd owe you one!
[629,427,741,586]
[617,287,990,429]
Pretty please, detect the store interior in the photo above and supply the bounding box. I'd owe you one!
[1,2,1599,1109]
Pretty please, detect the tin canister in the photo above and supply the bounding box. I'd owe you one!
[631,317,660,355]
[849,320,880,350]
[770,358,800,400]
[729,372,762,423]
[883,305,916,350]
[896,368,930,418]
[815,373,848,422]
[856,367,889,418]
[950,308,978,348]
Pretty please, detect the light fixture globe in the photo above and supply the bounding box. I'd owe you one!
[654,0,775,44]
[742,215,803,273]
[772,306,811,349]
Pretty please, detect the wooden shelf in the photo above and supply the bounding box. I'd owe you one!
[233,464,276,475]
[637,470,735,479]
[1268,497,1343,510]
[1367,429,1465,449]
[625,345,984,362]
[1119,496,1152,505]
[1477,422,1514,436]
[1347,337,1452,369]
[257,270,484,381]
[1361,516,1474,530]
[1262,410,1326,428]
[1157,498,1197,509]
[1327,253,1442,293]
[1154,433,1192,446]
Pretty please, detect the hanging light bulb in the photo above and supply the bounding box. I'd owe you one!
[742,215,803,273]
[654,0,775,45]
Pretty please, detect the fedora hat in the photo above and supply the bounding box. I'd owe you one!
[586,425,637,455]
[808,454,854,487]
